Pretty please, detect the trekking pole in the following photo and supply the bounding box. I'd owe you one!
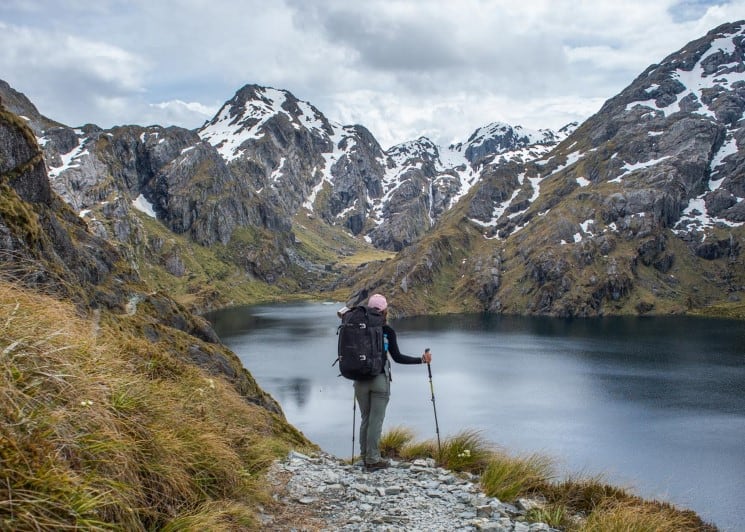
[425,349,442,459]
[351,391,356,464]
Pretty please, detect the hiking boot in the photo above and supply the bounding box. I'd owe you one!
[364,460,389,471]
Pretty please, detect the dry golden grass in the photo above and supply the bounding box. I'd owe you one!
[579,499,715,532]
[0,280,304,530]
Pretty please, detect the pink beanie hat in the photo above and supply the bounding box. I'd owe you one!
[368,293,388,311]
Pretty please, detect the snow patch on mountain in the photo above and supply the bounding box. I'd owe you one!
[548,150,585,177]
[48,132,87,180]
[611,155,672,183]
[305,123,365,215]
[270,157,286,183]
[625,28,745,119]
[295,100,328,134]
[709,134,739,179]
[132,194,157,218]
[675,196,744,233]
[470,178,523,229]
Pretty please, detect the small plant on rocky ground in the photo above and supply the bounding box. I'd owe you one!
[526,504,568,529]
[436,429,493,473]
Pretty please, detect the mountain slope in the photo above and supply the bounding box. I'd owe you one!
[349,20,745,318]
[1,78,572,311]
[0,98,291,413]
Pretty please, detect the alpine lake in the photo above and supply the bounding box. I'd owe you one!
[206,302,745,531]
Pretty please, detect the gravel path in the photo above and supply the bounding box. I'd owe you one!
[263,451,558,531]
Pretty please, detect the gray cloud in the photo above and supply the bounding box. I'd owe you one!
[669,0,726,21]
[1,0,743,147]
[292,3,463,72]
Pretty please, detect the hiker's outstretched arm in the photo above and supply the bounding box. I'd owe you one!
[384,326,424,364]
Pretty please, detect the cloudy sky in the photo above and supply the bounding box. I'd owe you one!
[1,0,743,148]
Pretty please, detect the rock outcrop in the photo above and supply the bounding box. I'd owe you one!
[0,100,283,414]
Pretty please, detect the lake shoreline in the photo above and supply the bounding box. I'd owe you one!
[199,293,745,322]
[207,302,745,531]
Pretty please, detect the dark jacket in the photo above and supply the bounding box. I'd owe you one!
[383,324,422,380]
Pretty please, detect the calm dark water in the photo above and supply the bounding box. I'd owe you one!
[206,302,745,531]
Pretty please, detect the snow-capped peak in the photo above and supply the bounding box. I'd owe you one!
[198,84,330,162]
[385,137,440,167]
[448,121,571,165]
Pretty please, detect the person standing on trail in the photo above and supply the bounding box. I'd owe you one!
[353,293,432,471]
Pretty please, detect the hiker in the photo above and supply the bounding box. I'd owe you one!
[353,293,432,471]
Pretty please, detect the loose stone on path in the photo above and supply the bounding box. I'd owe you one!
[265,451,558,531]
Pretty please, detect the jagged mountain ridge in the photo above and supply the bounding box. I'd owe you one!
[44,83,571,253]
[193,83,574,250]
[348,20,745,318]
[1,77,573,289]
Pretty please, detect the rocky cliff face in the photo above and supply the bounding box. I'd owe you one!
[351,20,745,318]
[0,101,284,413]
[0,104,123,307]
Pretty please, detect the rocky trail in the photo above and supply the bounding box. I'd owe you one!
[263,451,557,532]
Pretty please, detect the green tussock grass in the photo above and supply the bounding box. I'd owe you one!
[336,248,397,268]
[379,425,416,457]
[480,450,554,501]
[379,426,437,461]
[380,427,715,532]
[0,280,307,530]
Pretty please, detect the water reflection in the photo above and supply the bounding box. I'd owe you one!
[271,377,312,408]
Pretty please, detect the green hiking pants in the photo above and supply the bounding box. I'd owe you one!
[353,372,390,464]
